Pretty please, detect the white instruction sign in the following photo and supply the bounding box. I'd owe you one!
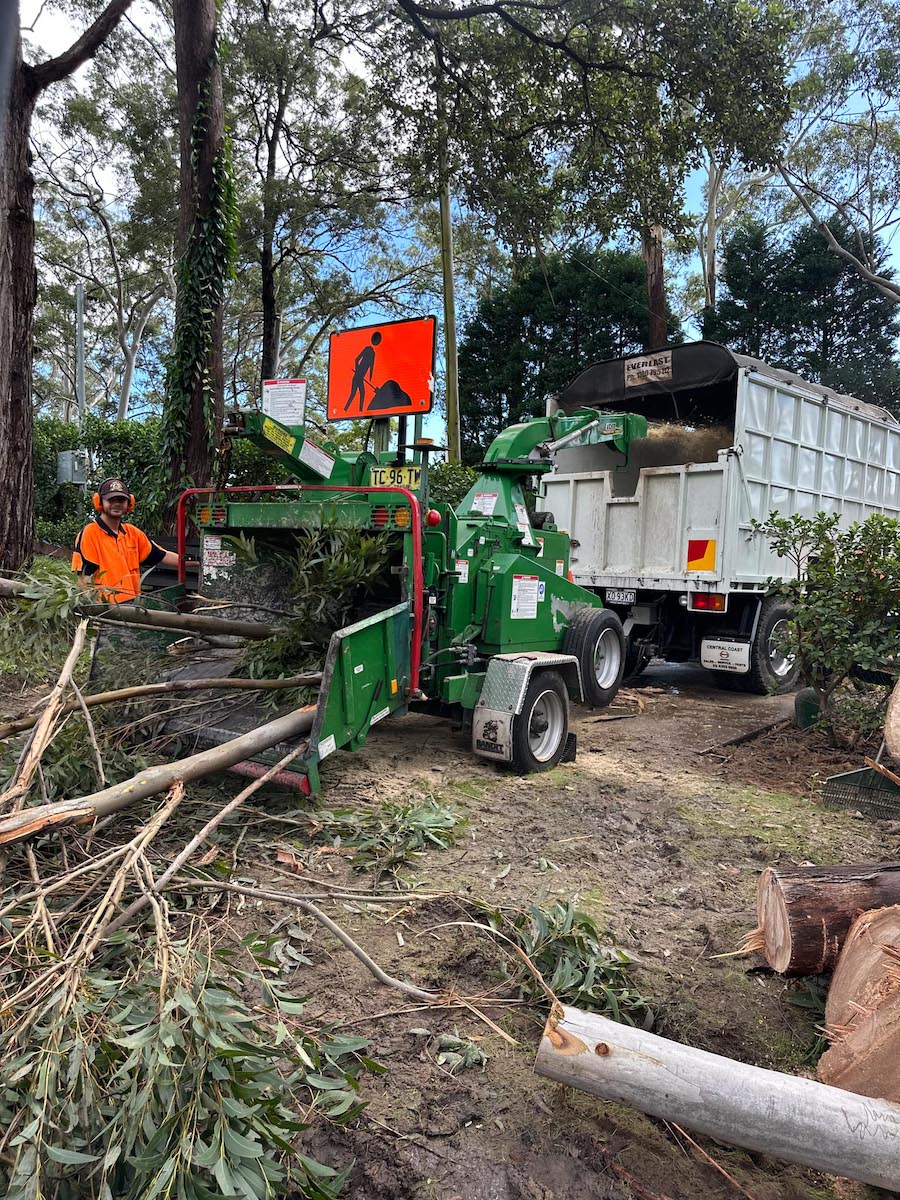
[513,501,535,546]
[555,559,565,576]
[455,559,469,584]
[298,437,335,479]
[262,378,307,424]
[202,534,236,578]
[510,574,539,620]
[472,492,498,516]
[317,734,337,759]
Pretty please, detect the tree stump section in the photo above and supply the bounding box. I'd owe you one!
[887,679,900,763]
[755,863,900,975]
[819,905,900,1102]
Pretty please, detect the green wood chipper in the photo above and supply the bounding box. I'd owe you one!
[169,406,646,793]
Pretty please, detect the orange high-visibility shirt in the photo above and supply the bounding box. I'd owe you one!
[71,518,166,603]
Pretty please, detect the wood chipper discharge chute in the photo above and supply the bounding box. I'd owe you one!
[167,403,647,792]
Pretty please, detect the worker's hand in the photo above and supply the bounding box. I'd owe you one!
[185,559,200,569]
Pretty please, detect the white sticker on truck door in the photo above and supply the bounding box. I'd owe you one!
[701,640,750,674]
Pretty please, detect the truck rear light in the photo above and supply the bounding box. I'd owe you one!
[372,507,390,528]
[689,592,726,612]
[394,507,410,528]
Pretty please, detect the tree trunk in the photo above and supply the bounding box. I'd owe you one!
[755,863,900,975]
[0,705,317,847]
[640,223,667,351]
[534,1004,900,1189]
[818,905,900,1101]
[261,240,279,380]
[0,32,37,572]
[172,0,226,486]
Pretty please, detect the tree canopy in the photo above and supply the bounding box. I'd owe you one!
[707,218,900,409]
[457,249,678,460]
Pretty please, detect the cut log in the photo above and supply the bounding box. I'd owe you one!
[756,862,900,975]
[0,706,316,847]
[534,1003,900,1189]
[887,679,900,763]
[818,905,900,1101]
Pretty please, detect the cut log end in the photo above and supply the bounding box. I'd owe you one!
[757,867,793,973]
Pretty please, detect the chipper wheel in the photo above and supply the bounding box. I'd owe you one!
[510,670,569,774]
[563,607,626,706]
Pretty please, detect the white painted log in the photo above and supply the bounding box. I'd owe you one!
[534,1004,900,1189]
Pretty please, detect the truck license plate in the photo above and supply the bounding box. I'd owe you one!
[369,466,422,491]
[606,589,636,606]
[701,640,750,674]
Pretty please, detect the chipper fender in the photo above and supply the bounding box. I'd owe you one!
[472,652,582,772]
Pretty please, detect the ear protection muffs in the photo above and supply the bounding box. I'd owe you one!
[93,480,136,513]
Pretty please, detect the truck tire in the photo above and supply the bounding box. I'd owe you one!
[510,671,569,774]
[563,608,626,707]
[728,598,800,695]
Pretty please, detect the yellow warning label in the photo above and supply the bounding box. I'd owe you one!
[262,417,296,456]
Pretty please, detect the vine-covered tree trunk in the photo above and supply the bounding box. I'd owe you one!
[0,2,135,571]
[168,0,232,495]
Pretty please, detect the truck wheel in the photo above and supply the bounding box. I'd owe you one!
[563,608,626,706]
[730,598,800,694]
[510,671,569,774]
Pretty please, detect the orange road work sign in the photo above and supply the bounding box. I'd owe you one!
[327,316,436,420]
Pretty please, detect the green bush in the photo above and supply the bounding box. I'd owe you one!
[428,461,478,508]
[33,416,292,546]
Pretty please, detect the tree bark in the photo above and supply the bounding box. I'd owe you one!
[173,0,226,486]
[0,27,36,572]
[640,223,667,351]
[818,905,900,1101]
[0,2,135,571]
[534,1004,900,1189]
[755,863,900,975]
[886,679,900,763]
[0,705,317,847]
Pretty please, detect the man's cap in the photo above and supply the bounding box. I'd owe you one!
[99,478,130,499]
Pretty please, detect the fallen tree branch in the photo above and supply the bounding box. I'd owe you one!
[0,673,323,738]
[0,706,317,848]
[0,576,275,639]
[535,1003,900,1188]
[0,620,89,813]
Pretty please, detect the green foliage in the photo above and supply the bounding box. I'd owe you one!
[477,900,651,1025]
[0,935,372,1200]
[457,250,680,461]
[754,510,900,736]
[707,218,900,410]
[0,558,86,682]
[241,524,393,683]
[428,462,479,508]
[301,799,465,880]
[32,415,288,547]
[788,976,829,1065]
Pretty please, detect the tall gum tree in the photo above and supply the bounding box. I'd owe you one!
[0,0,135,571]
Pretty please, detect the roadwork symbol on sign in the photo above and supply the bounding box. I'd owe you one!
[327,316,436,420]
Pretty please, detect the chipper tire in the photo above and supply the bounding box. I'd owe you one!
[510,671,569,775]
[563,607,626,707]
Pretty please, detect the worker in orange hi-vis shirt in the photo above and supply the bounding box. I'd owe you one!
[71,477,179,603]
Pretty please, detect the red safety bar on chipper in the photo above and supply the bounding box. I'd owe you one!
[175,484,425,693]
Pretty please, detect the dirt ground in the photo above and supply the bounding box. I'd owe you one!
[207,664,900,1200]
[3,661,897,1198]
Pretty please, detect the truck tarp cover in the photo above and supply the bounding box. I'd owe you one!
[556,340,898,426]
[556,342,741,414]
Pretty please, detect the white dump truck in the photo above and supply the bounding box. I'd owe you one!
[542,341,900,693]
